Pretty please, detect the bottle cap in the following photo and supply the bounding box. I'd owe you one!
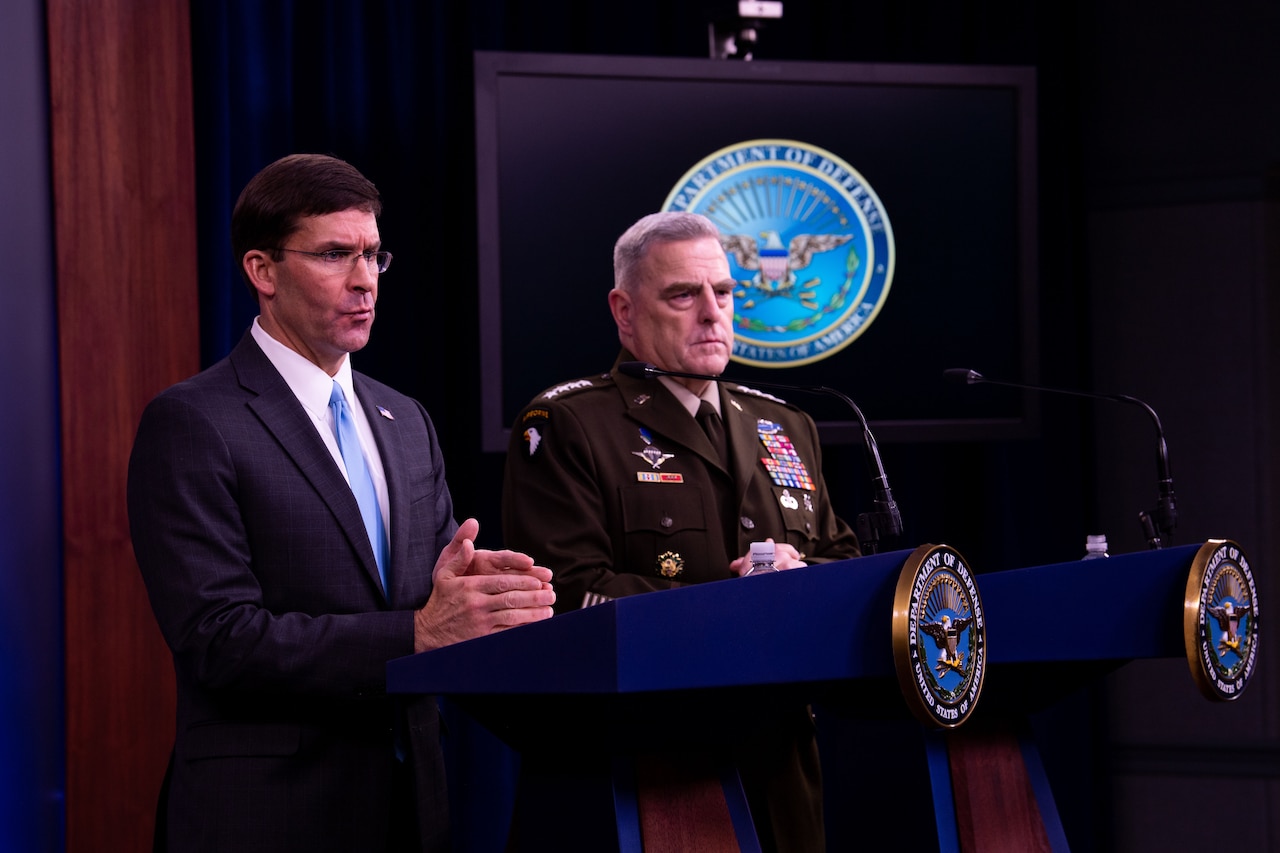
[749,541,775,564]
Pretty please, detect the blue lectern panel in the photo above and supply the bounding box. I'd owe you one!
[388,548,914,698]
[980,544,1198,663]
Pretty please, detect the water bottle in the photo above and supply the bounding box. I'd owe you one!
[1082,534,1109,559]
[744,541,778,576]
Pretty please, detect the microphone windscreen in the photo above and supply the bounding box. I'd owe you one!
[943,368,982,385]
[618,361,657,379]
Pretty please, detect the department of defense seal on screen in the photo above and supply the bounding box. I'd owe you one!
[664,139,895,368]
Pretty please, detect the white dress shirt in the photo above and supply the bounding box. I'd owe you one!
[250,318,391,537]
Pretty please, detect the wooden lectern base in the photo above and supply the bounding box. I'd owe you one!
[507,751,759,852]
[633,754,756,852]
[943,723,1057,853]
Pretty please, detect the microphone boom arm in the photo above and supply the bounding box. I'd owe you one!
[945,368,1177,548]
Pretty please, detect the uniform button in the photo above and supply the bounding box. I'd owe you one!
[806,521,812,533]
[741,516,755,530]
[661,516,673,528]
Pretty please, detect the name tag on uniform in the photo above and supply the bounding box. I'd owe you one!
[637,472,684,483]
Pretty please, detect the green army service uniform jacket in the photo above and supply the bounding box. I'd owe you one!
[502,351,861,614]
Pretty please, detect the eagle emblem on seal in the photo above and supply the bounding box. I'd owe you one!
[720,230,854,308]
[921,614,976,676]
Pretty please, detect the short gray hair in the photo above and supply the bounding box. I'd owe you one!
[613,212,722,292]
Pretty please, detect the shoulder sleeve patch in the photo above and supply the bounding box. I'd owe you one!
[517,408,550,459]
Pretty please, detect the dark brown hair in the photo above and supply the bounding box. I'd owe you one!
[230,154,381,289]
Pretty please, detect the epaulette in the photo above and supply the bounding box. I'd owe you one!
[731,384,789,405]
[538,373,609,401]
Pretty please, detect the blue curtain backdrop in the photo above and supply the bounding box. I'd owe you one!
[191,0,447,368]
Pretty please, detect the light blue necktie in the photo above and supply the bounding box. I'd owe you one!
[329,381,389,595]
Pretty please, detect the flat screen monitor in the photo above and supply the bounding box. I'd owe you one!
[474,51,1038,452]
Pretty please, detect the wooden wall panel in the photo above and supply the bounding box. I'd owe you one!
[46,0,198,849]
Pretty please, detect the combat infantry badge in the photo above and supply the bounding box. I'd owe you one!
[1184,539,1259,701]
[892,544,986,728]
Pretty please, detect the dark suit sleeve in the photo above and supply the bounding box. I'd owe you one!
[128,392,414,697]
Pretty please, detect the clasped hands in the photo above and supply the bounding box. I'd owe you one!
[414,518,556,653]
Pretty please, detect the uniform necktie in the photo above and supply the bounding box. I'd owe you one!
[696,399,729,471]
[329,381,389,595]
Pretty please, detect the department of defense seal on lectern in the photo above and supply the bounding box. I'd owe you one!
[1184,539,1259,701]
[892,544,986,728]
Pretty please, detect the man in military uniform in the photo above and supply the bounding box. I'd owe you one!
[501,211,860,852]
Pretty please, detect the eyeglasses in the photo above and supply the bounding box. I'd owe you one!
[274,248,393,274]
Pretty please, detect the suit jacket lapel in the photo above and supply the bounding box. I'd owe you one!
[353,374,424,608]
[230,334,386,600]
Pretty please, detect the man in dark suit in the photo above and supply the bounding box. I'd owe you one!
[501,211,860,852]
[128,154,556,853]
